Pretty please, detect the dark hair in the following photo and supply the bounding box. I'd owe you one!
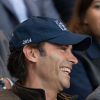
[7,43,45,82]
[69,0,93,34]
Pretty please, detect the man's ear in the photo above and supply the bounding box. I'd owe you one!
[23,45,38,62]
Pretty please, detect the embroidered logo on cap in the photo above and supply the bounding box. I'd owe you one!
[22,38,32,45]
[54,20,67,31]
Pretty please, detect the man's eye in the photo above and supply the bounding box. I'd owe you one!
[60,47,67,51]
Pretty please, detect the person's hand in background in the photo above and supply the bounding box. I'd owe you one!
[0,78,13,90]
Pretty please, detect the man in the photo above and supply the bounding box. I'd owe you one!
[0,16,91,100]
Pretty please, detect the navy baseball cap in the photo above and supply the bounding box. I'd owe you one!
[10,16,91,52]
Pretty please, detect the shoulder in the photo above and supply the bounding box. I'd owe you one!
[0,90,21,100]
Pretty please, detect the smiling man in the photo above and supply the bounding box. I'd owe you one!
[0,16,91,100]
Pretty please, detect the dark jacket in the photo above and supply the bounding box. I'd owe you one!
[76,39,100,89]
[86,85,100,100]
[0,81,78,100]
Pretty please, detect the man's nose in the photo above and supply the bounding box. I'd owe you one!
[72,55,78,64]
[68,53,78,65]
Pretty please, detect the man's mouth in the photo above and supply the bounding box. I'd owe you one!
[60,67,72,75]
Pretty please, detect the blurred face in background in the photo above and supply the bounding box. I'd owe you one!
[84,0,100,40]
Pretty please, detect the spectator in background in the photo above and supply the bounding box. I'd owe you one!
[64,0,100,99]
[0,31,11,78]
[0,16,91,100]
[0,31,13,90]
[53,0,76,24]
[0,0,60,40]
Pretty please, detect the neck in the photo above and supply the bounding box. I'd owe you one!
[24,72,58,100]
[45,90,57,100]
[24,79,58,100]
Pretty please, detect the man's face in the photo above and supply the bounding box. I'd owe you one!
[36,42,78,91]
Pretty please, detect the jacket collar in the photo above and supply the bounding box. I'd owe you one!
[12,81,46,100]
[12,81,77,100]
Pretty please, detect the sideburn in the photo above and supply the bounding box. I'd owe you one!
[38,47,47,56]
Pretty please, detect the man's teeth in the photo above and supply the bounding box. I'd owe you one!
[61,68,71,73]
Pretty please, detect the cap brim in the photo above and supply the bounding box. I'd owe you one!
[48,31,91,51]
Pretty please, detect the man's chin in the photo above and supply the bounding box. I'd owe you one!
[61,81,70,89]
[63,78,70,88]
